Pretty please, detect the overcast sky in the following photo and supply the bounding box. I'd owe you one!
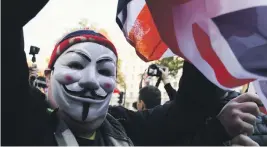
[23,0,135,70]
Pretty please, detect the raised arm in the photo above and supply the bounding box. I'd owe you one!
[111,62,230,145]
[117,61,260,146]
[159,68,177,101]
[2,0,48,145]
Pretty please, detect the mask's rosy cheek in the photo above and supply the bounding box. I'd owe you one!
[65,75,73,82]
[101,79,116,93]
[104,83,111,89]
[54,71,80,85]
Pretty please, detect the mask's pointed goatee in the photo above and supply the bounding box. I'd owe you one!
[82,103,90,121]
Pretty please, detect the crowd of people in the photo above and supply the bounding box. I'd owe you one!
[2,0,267,146]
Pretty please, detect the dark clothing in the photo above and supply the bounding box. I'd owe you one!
[164,83,177,101]
[2,0,132,145]
[219,91,267,146]
[109,64,251,146]
[109,80,239,146]
[166,80,267,146]
[10,95,133,146]
[26,84,231,146]
[109,104,229,146]
[251,113,267,146]
[2,1,230,146]
[109,82,231,145]
[2,0,49,145]
[29,86,50,108]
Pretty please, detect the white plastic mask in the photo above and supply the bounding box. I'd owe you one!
[49,42,117,131]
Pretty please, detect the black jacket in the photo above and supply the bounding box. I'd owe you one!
[2,0,49,145]
[1,1,133,145]
[49,108,134,146]
[18,74,230,146]
[221,91,267,146]
[2,1,229,145]
[164,83,177,101]
[109,104,229,146]
[251,113,267,146]
[108,62,237,146]
[165,76,267,146]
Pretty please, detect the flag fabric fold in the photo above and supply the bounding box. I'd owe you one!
[116,0,267,108]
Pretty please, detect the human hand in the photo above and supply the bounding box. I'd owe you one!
[29,64,39,77]
[159,67,170,85]
[231,134,259,146]
[217,93,262,137]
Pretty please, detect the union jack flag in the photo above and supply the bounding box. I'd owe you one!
[116,0,267,107]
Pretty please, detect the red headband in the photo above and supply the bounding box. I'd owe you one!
[48,34,118,69]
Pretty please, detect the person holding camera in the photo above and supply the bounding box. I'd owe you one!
[131,67,174,110]
[133,85,162,111]
[110,61,264,146]
[158,67,177,101]
[5,26,260,146]
[2,1,262,145]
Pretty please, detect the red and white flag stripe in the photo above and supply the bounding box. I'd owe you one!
[116,0,267,107]
[170,0,267,89]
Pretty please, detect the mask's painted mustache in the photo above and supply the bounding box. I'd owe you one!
[82,103,90,121]
[65,83,107,97]
[63,85,108,100]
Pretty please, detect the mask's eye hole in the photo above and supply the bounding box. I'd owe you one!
[68,62,84,70]
[98,69,112,76]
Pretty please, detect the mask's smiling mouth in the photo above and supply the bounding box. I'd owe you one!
[63,85,108,100]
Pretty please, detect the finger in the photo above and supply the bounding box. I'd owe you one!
[159,68,166,78]
[159,68,169,78]
[159,68,164,73]
[238,102,260,116]
[160,68,168,74]
[165,67,169,73]
[239,112,257,125]
[234,93,263,105]
[232,134,259,146]
[239,120,254,135]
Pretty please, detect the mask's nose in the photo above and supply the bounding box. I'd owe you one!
[78,67,100,90]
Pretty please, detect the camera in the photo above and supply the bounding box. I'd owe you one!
[29,46,40,63]
[147,64,166,77]
[33,76,47,89]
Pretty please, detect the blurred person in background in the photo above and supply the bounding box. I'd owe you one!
[136,86,161,111]
[110,61,262,146]
[2,1,262,145]
[131,67,178,110]
[33,76,47,93]
[28,64,39,86]
[4,26,258,146]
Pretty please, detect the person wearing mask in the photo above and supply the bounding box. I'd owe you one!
[2,26,259,146]
[2,1,260,145]
[42,29,246,146]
